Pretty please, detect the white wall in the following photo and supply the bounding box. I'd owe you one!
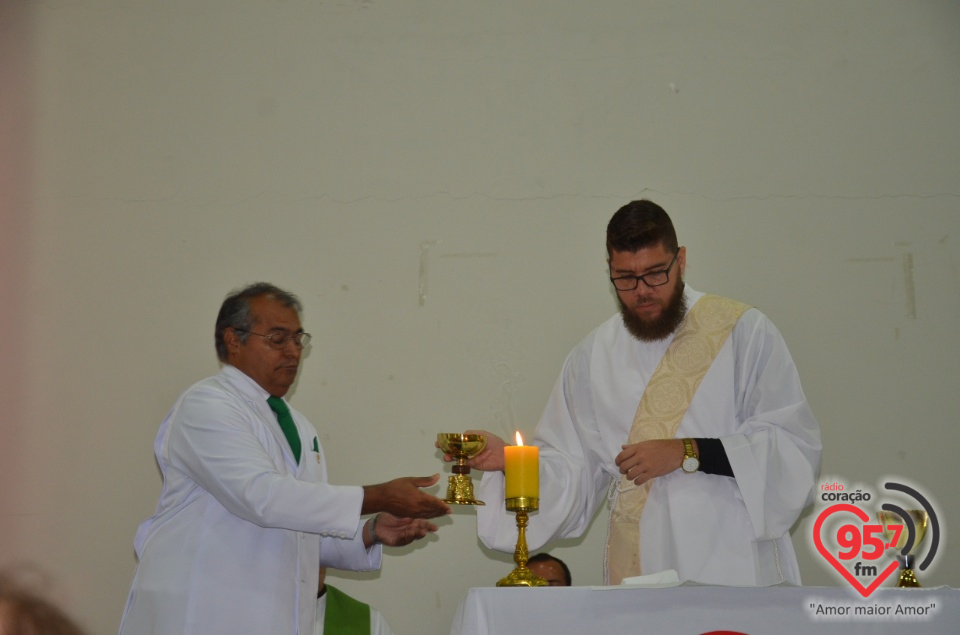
[1,2,958,634]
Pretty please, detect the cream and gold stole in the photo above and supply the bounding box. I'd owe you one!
[604,294,750,585]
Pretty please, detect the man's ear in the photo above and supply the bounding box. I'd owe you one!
[223,327,240,356]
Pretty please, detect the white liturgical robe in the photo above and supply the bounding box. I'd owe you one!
[477,287,821,586]
[119,365,380,635]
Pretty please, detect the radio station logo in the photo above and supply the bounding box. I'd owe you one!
[810,476,942,598]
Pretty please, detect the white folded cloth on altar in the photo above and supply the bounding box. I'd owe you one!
[619,569,681,588]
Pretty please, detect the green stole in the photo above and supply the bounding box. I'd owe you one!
[324,585,371,635]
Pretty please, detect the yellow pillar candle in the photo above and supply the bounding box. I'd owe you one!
[504,431,539,500]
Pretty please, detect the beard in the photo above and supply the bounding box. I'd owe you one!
[618,280,688,342]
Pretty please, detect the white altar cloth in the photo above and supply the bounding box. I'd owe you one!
[450,584,958,635]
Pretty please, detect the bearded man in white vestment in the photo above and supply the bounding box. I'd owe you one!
[119,283,450,635]
[460,201,821,586]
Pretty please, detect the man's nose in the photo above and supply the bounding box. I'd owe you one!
[637,276,661,290]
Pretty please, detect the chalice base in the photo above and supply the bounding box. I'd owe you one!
[894,555,921,588]
[443,474,484,505]
[896,569,922,588]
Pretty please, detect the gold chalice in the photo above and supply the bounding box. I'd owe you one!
[876,509,929,587]
[438,433,487,505]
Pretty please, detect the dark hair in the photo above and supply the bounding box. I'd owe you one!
[528,553,572,586]
[606,199,679,256]
[214,282,303,362]
[0,573,88,635]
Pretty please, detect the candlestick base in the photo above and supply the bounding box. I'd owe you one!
[496,498,548,587]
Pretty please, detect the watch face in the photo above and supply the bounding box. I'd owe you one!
[682,456,699,473]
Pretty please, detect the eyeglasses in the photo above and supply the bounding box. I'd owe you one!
[609,251,679,291]
[234,328,312,349]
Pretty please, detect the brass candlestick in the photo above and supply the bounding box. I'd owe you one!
[496,496,548,587]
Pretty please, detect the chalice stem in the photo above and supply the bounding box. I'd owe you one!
[896,554,921,588]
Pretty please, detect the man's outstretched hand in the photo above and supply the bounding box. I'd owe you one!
[365,513,438,548]
[362,474,451,518]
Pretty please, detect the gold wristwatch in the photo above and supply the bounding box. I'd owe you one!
[681,438,700,473]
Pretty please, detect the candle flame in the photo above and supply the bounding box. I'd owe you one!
[515,431,524,446]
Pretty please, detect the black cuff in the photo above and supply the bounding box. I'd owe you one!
[693,438,734,477]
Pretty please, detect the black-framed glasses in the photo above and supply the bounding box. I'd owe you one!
[609,251,679,291]
[234,328,312,349]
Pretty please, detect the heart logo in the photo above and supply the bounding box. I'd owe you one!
[813,503,900,597]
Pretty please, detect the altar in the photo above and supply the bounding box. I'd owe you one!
[449,584,959,635]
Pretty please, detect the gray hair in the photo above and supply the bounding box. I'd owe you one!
[214,282,303,362]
